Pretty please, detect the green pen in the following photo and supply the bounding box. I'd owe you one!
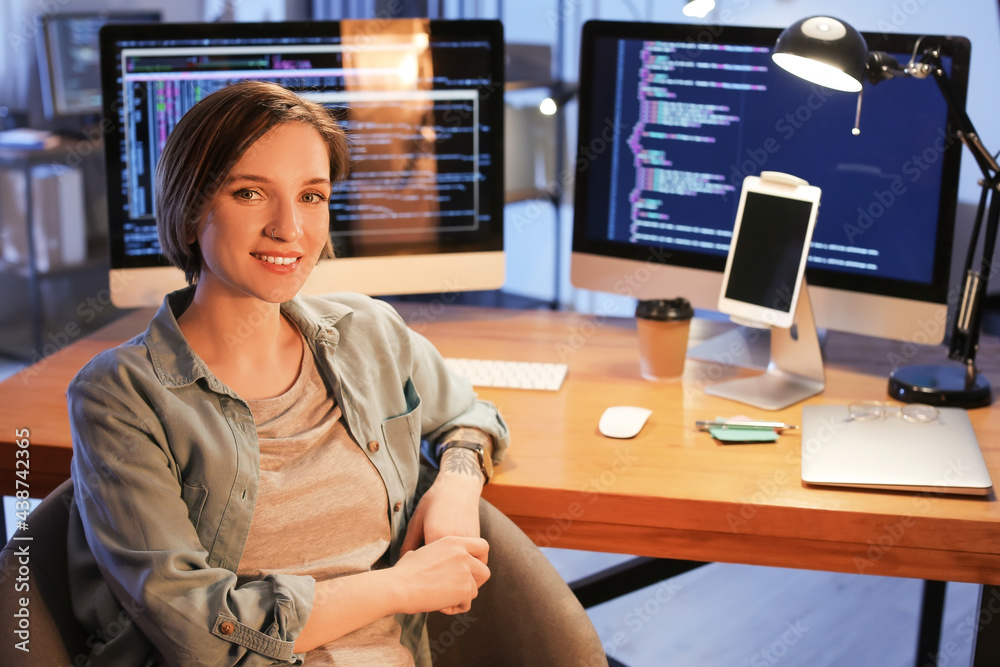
[695,420,799,432]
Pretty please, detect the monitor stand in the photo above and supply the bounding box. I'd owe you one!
[704,280,825,410]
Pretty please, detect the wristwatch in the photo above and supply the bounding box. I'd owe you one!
[438,440,494,483]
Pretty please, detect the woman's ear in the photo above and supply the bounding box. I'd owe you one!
[185,217,202,245]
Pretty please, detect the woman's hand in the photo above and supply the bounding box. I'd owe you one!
[392,536,490,614]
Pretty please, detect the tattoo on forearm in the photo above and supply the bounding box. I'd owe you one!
[441,449,483,480]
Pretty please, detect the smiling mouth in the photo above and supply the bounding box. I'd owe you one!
[251,253,300,266]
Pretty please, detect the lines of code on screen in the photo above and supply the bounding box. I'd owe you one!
[583,36,952,285]
[111,39,496,260]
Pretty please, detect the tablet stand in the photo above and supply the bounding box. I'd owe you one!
[705,276,825,410]
[686,323,773,370]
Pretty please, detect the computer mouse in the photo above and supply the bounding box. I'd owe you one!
[598,406,653,439]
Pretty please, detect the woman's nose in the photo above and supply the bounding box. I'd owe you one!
[266,198,304,242]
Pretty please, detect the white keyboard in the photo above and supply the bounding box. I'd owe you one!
[444,358,568,391]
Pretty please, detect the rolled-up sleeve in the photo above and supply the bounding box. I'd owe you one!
[70,378,314,667]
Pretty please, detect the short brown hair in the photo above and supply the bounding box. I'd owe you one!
[155,80,351,284]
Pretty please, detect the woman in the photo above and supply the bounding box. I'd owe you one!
[67,80,509,666]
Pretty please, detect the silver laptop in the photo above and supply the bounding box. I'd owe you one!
[800,405,993,496]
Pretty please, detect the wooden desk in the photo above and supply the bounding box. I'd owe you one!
[1,304,999,663]
[394,307,1000,583]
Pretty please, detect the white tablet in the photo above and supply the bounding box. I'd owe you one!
[718,173,821,329]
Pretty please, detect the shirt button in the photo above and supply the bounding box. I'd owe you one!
[367,440,380,453]
[393,501,402,512]
[220,621,235,635]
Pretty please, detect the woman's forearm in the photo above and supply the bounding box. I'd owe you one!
[293,568,400,653]
[293,535,489,653]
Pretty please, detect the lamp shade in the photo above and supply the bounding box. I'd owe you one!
[682,0,716,18]
[771,16,868,92]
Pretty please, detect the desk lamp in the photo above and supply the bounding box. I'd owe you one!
[771,16,998,408]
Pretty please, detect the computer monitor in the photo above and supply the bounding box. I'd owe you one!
[99,19,505,308]
[37,11,162,120]
[571,21,970,344]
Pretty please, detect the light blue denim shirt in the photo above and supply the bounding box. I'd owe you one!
[67,287,509,666]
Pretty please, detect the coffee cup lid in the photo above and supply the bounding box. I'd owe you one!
[635,298,694,321]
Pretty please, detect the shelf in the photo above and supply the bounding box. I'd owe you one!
[0,257,107,280]
[0,138,106,359]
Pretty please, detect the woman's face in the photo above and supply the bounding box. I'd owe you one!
[191,121,332,305]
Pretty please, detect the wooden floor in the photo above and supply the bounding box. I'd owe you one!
[542,548,980,667]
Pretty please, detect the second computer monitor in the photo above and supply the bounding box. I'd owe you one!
[571,21,970,343]
[37,11,161,120]
[99,19,505,307]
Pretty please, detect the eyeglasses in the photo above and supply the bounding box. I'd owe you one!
[847,400,939,423]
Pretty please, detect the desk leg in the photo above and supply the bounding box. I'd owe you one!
[569,557,706,609]
[916,580,945,667]
[570,558,706,667]
[972,584,1000,667]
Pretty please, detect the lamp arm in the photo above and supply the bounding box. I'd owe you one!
[949,184,1000,374]
[913,49,1000,375]
[918,49,1000,179]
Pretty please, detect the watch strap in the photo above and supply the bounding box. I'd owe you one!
[438,440,493,483]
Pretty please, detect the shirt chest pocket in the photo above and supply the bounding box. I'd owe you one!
[380,378,422,493]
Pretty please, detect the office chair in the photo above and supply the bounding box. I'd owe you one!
[426,500,608,666]
[0,479,606,666]
[0,478,84,665]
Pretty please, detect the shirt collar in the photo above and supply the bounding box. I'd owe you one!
[143,286,355,393]
[280,292,353,348]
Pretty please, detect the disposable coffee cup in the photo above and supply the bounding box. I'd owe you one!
[635,298,694,381]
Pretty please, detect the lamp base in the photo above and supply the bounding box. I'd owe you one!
[888,363,993,408]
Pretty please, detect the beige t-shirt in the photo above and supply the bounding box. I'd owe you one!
[239,344,414,666]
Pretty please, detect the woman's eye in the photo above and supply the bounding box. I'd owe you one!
[235,189,260,201]
[303,192,329,204]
